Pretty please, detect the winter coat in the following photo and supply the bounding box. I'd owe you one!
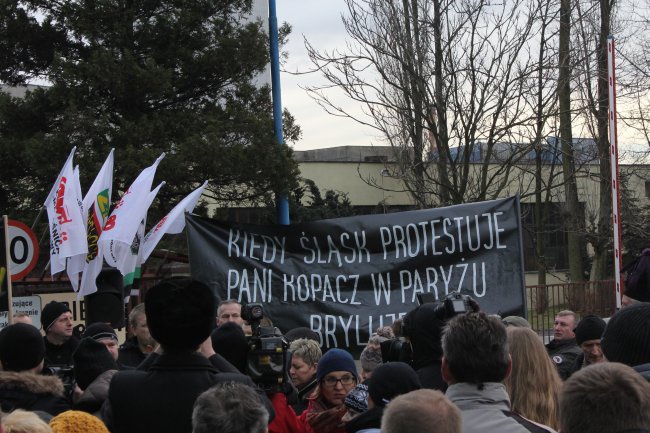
[101,351,269,433]
[43,335,79,368]
[292,376,318,415]
[446,382,557,433]
[117,338,147,368]
[0,371,70,416]
[546,338,581,380]
[73,369,118,416]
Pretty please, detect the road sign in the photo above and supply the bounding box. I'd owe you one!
[7,219,40,281]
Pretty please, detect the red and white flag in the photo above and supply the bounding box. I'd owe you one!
[44,148,87,276]
[141,181,207,262]
[66,164,85,291]
[98,154,164,271]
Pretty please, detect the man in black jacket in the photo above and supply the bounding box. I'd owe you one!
[102,278,270,433]
[545,310,581,380]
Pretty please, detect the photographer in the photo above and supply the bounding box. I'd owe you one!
[399,293,479,391]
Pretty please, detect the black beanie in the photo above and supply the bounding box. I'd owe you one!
[284,327,320,343]
[83,322,118,342]
[316,348,357,381]
[145,278,216,352]
[403,303,446,370]
[73,337,119,390]
[0,323,45,371]
[574,315,607,345]
[41,301,71,332]
[367,361,422,408]
[211,322,248,373]
[602,303,650,367]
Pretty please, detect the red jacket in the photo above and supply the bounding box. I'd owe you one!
[269,393,347,433]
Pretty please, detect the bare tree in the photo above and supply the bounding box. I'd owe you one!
[303,0,551,208]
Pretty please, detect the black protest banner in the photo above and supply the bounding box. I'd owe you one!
[187,196,525,350]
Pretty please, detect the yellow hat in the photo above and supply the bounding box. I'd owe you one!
[49,411,109,433]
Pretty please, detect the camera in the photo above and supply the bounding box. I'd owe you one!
[242,303,289,393]
[43,365,75,400]
[433,292,473,320]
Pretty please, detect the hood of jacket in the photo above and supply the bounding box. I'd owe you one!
[0,371,64,396]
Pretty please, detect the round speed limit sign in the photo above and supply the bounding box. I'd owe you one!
[8,219,40,281]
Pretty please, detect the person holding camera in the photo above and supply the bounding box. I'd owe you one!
[0,323,71,416]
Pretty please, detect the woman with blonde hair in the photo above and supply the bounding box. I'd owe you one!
[2,409,53,433]
[504,326,562,430]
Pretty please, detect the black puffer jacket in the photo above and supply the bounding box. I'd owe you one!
[0,371,70,415]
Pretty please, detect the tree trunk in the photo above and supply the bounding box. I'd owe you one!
[559,0,585,283]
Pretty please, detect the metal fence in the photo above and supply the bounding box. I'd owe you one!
[526,280,617,342]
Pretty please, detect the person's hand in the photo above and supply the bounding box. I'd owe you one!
[307,406,346,433]
[197,335,215,358]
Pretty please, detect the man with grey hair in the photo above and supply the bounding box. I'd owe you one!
[442,312,554,433]
[192,381,269,433]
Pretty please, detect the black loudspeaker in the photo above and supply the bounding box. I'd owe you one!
[85,268,124,328]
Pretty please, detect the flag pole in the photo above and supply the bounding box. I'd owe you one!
[607,35,622,309]
[269,0,290,225]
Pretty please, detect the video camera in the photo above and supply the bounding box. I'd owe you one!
[241,303,290,393]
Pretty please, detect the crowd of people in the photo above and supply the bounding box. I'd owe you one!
[0,276,649,433]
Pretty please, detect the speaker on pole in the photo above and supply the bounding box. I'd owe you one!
[85,268,124,328]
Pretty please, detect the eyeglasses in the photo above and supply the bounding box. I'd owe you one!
[322,375,356,388]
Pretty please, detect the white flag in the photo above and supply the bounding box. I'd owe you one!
[67,165,85,291]
[77,150,114,298]
[44,147,88,276]
[141,181,207,262]
[111,182,164,276]
[98,153,164,268]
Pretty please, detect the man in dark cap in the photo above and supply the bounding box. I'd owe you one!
[72,337,119,415]
[601,302,650,381]
[0,323,70,415]
[102,278,271,433]
[83,322,119,361]
[41,301,79,369]
[569,315,607,377]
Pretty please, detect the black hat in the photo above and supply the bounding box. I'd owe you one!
[211,322,248,373]
[367,362,421,408]
[284,327,320,343]
[145,278,216,352]
[41,301,71,332]
[73,337,119,390]
[402,303,446,369]
[83,322,118,342]
[602,303,650,367]
[574,315,607,345]
[0,323,45,371]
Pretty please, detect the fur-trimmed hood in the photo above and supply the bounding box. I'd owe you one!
[0,371,70,416]
[0,371,65,396]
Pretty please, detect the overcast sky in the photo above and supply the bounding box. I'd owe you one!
[275,0,378,151]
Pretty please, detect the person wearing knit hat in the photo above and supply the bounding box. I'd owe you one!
[101,278,264,433]
[569,315,607,376]
[49,410,109,433]
[345,362,422,433]
[41,302,78,369]
[210,321,248,373]
[342,383,369,424]
[359,346,382,381]
[0,324,70,416]
[82,323,119,361]
[72,338,119,415]
[278,348,358,433]
[601,303,650,375]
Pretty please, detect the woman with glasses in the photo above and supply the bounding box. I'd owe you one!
[269,348,358,433]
